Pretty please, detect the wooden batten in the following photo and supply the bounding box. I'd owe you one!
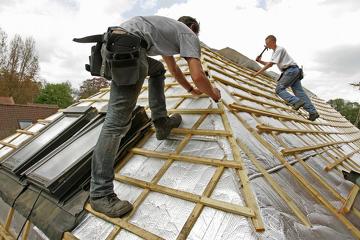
[131,148,242,169]
[340,185,359,214]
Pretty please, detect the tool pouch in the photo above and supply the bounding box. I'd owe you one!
[73,27,142,85]
[73,34,104,77]
[299,68,304,80]
[104,28,142,85]
[85,42,102,76]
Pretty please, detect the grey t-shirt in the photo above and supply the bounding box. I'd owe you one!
[120,16,201,58]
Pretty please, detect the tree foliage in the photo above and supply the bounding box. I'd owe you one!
[0,28,40,104]
[35,82,74,108]
[327,98,360,128]
[79,77,110,99]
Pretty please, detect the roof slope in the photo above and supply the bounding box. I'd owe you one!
[1,46,359,240]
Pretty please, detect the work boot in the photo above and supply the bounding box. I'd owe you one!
[90,193,133,218]
[292,99,305,110]
[153,113,182,140]
[308,112,320,121]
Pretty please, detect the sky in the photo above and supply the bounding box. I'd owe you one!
[0,0,359,102]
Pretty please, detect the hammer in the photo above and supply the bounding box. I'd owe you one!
[257,45,268,59]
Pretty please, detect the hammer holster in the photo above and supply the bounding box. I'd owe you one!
[73,27,144,84]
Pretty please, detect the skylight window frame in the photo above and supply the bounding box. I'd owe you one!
[1,106,97,175]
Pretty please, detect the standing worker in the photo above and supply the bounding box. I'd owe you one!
[252,35,319,121]
[88,16,221,218]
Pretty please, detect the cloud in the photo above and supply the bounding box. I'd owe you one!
[0,0,16,11]
[0,0,135,87]
[0,0,359,102]
[313,44,360,76]
[155,0,360,102]
[320,0,360,11]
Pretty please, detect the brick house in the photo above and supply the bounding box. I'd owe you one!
[0,97,58,139]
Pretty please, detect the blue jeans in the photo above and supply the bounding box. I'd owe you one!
[90,49,168,198]
[275,66,317,114]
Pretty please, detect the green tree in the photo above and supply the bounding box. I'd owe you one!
[35,82,74,108]
[328,98,360,128]
[79,77,110,99]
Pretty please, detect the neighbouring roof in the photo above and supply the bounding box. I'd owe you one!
[0,97,15,105]
[0,45,359,240]
[0,103,59,139]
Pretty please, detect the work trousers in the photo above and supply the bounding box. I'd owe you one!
[275,66,317,114]
[90,49,167,197]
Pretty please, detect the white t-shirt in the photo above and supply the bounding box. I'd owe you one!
[271,46,297,72]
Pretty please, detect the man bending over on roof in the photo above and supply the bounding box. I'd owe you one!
[252,35,319,121]
[90,16,221,218]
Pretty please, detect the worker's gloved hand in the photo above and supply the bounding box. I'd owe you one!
[212,87,221,102]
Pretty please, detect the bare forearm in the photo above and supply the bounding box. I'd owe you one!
[172,66,193,91]
[254,62,273,76]
[173,65,215,98]
[192,74,217,99]
[257,59,268,66]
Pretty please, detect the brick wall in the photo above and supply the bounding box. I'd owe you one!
[0,104,59,140]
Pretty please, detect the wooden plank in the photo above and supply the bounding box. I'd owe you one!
[169,128,231,136]
[325,139,360,170]
[22,221,31,240]
[218,102,265,231]
[139,94,207,99]
[131,148,242,169]
[107,110,210,239]
[206,61,274,94]
[230,103,353,128]
[340,185,359,213]
[212,75,280,103]
[236,138,311,226]
[325,149,360,171]
[116,175,255,217]
[105,226,121,240]
[63,232,79,240]
[272,132,345,205]
[177,166,225,240]
[0,141,17,149]
[226,102,360,239]
[280,137,360,156]
[37,119,52,124]
[15,130,36,135]
[167,108,223,114]
[232,92,291,111]
[3,208,14,235]
[0,224,15,240]
[256,124,342,135]
[230,103,313,124]
[200,196,254,217]
[202,49,275,88]
[85,204,164,240]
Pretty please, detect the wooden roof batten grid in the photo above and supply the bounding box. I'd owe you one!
[203,47,360,238]
[85,100,265,239]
